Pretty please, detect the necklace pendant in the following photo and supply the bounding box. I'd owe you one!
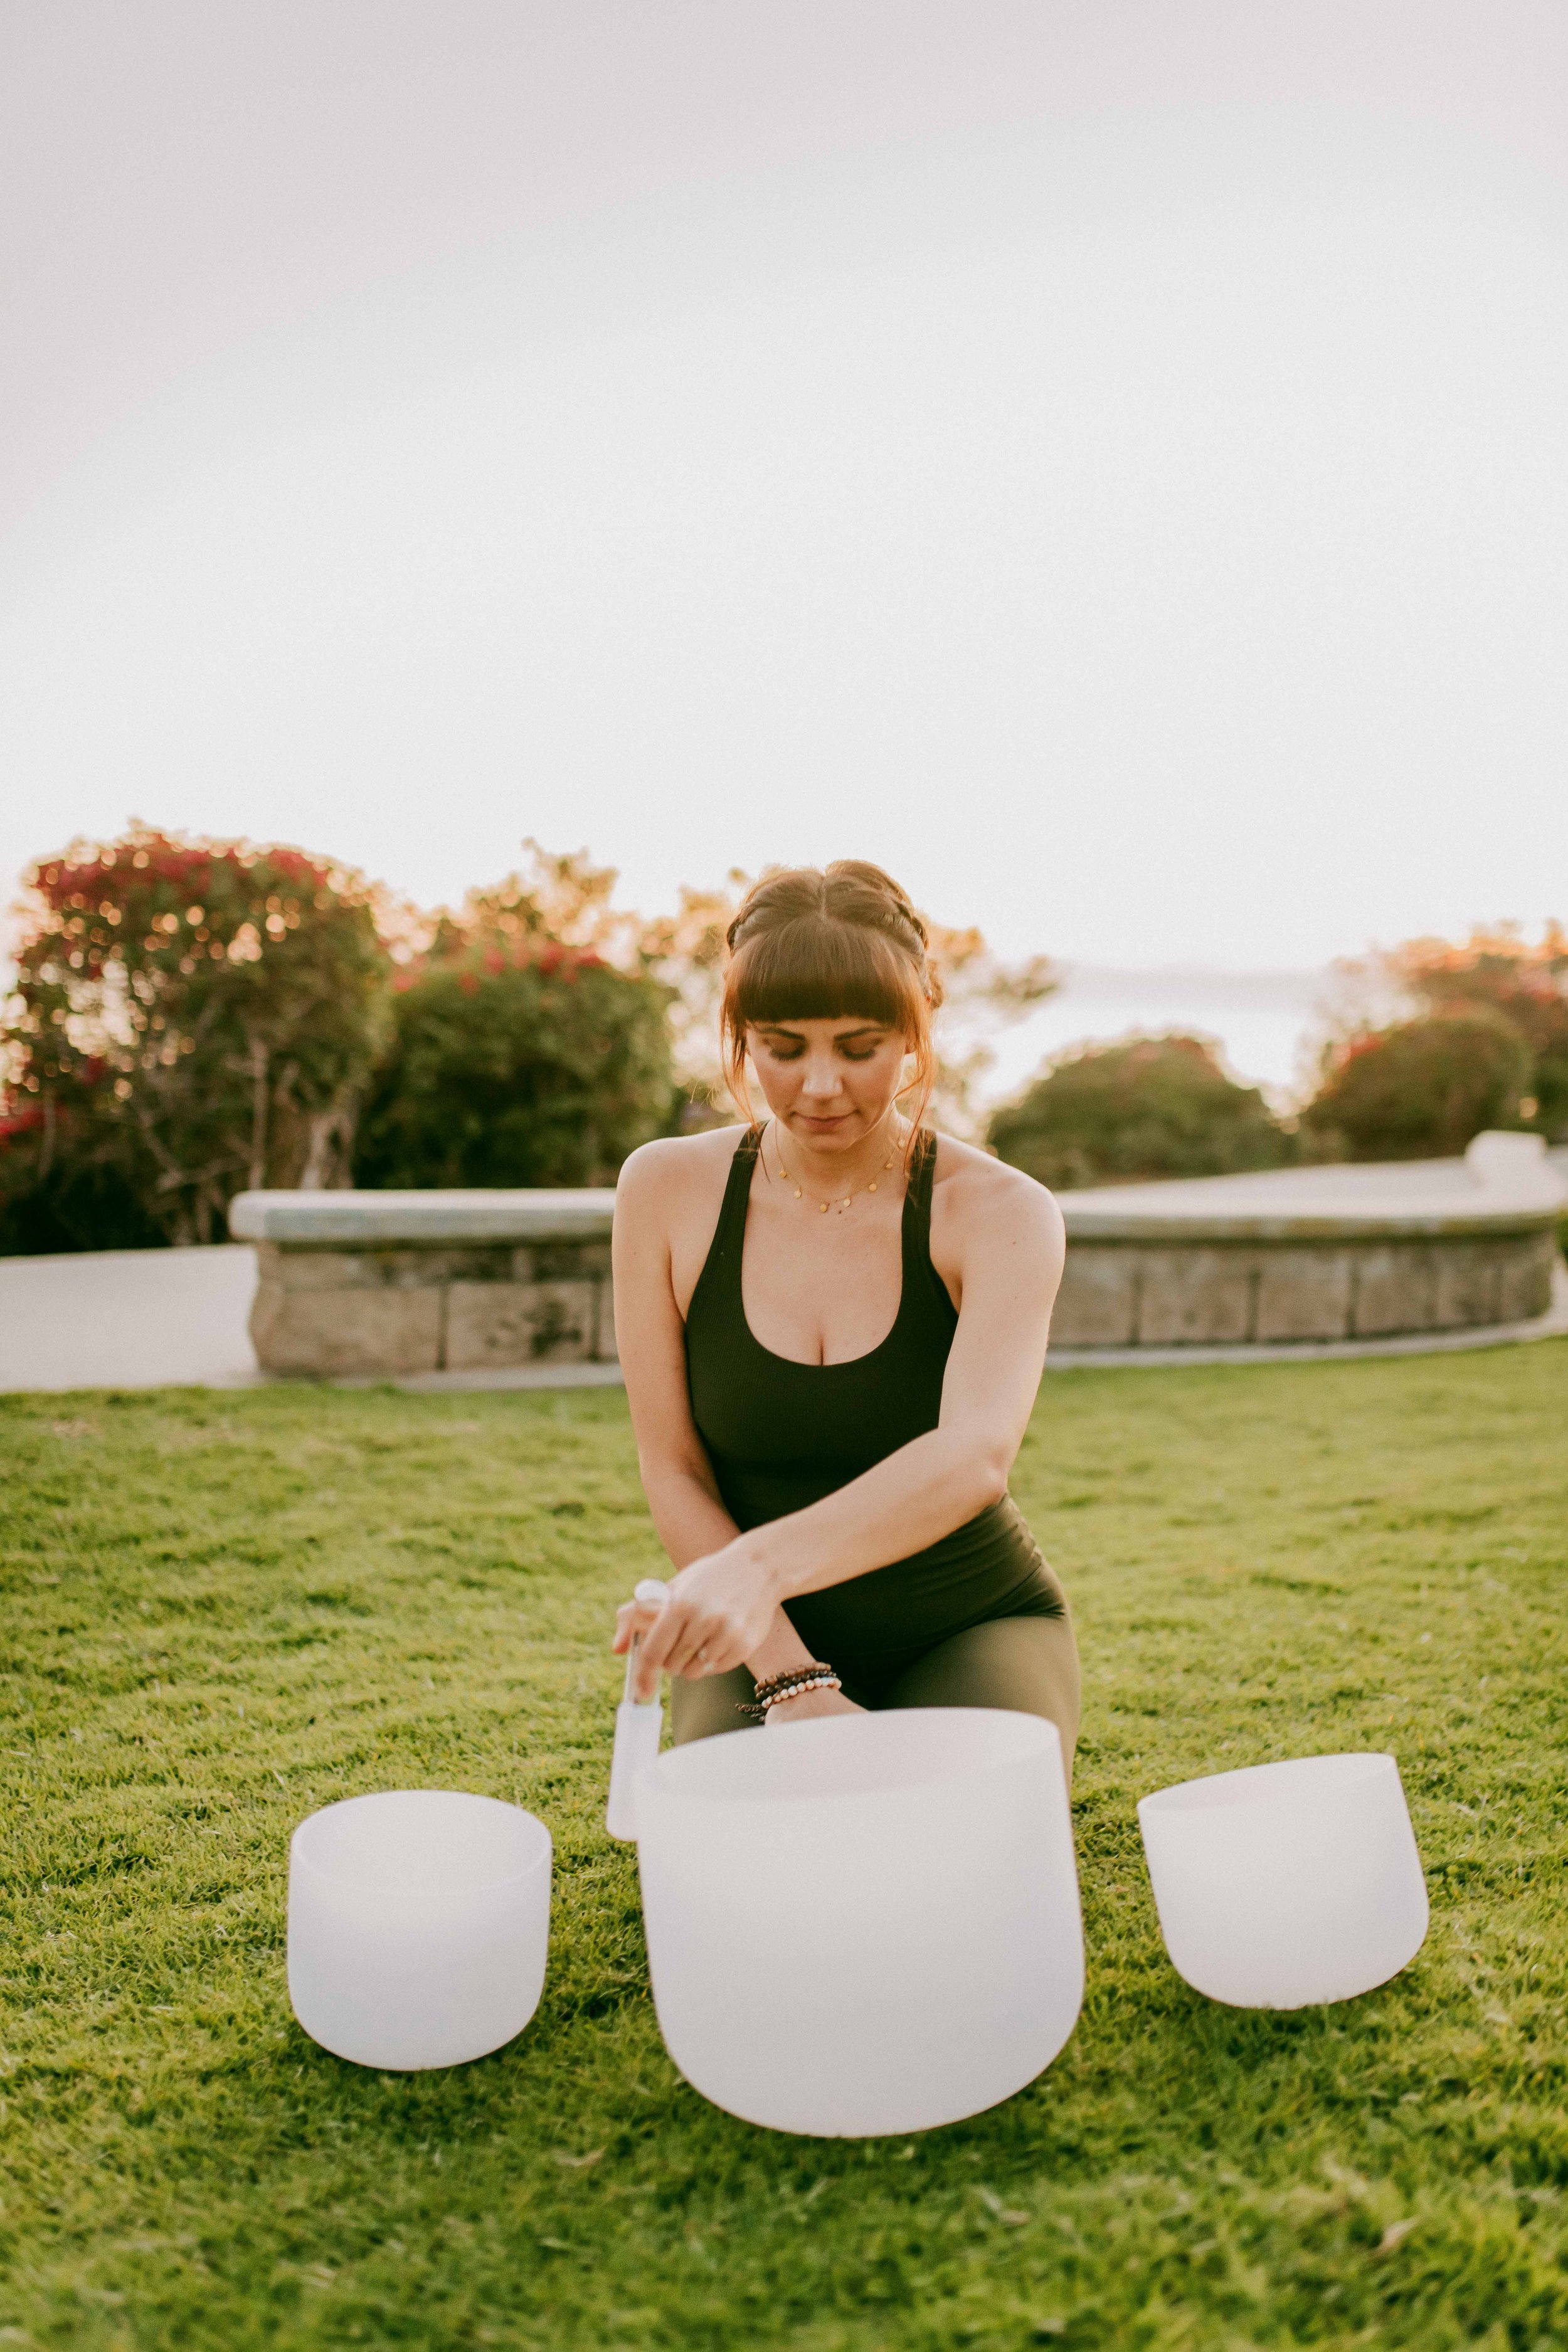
[818,1200,829,1213]
[867,1179,877,1192]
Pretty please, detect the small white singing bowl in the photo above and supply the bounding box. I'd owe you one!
[288,1791,552,2070]
[1138,1752,1429,2010]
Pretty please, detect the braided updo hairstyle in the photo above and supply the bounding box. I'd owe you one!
[719,861,942,1143]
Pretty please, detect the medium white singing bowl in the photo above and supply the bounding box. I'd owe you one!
[1138,1753,1429,2010]
[288,1791,552,2069]
[636,1707,1083,2136]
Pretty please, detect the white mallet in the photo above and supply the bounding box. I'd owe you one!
[606,1577,670,1841]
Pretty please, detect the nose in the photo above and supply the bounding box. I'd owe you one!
[800,1051,844,1099]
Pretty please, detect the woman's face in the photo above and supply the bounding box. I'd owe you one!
[746,1016,911,1152]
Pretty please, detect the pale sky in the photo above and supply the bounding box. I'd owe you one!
[4,0,1567,1002]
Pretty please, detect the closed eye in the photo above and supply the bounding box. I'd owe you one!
[753,1027,889,1061]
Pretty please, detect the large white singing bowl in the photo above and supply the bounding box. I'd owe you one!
[288,1791,552,2069]
[1138,1753,1429,2010]
[636,1708,1083,2136]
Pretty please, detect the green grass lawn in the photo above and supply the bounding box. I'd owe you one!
[2,1343,1566,2351]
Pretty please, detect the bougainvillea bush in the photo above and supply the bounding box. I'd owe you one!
[352,863,675,1189]
[1302,1008,1534,1164]
[0,827,389,1250]
[988,1033,1291,1190]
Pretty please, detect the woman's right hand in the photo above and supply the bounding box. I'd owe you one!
[763,1687,866,1728]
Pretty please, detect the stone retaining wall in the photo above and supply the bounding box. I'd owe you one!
[248,1239,617,1379]
[1048,1135,1564,1350]
[229,1136,1567,1378]
[232,1193,619,1380]
[1050,1231,1558,1350]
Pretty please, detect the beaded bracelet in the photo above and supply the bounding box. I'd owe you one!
[763,1672,842,1713]
[753,1675,842,1718]
[752,1662,837,1707]
[743,1663,842,1718]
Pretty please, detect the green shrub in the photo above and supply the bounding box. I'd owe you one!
[0,1091,167,1256]
[987,1033,1290,1190]
[1381,924,1568,1143]
[1,828,389,1249]
[354,943,674,1188]
[1302,1008,1534,1162]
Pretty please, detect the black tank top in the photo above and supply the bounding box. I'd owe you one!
[684,1126,1060,1692]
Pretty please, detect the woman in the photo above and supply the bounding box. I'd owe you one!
[610,861,1079,1765]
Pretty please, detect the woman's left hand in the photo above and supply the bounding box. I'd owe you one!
[612,1538,779,1698]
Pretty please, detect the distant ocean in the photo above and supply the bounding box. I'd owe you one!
[974,965,1338,1111]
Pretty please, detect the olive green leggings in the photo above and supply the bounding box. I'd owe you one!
[669,1611,1081,1779]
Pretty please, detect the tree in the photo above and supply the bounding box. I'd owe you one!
[1301,1009,1533,1162]
[1375,924,1568,1143]
[988,1034,1290,1190]
[1,825,389,1247]
[352,920,674,1189]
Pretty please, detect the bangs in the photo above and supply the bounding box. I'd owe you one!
[727,916,924,1031]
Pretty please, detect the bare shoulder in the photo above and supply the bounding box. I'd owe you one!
[928,1130,1064,1254]
[616,1125,748,1211]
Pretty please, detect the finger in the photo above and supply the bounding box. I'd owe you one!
[627,1601,679,1700]
[659,1609,717,1678]
[652,1605,734,1683]
[675,1629,742,1678]
[635,1597,689,1683]
[612,1594,669,1655]
[630,1640,662,1703]
[664,1634,710,1679]
[623,1616,669,1703]
[667,1614,739,1679]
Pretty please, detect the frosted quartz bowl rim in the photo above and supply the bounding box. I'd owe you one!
[644,1706,1061,1811]
[1138,1751,1397,1820]
[290,1789,551,1897]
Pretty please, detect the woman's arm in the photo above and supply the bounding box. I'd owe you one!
[632,1151,1065,1685]
[610,1137,829,1701]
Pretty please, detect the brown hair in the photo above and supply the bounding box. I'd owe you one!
[719,861,942,1142]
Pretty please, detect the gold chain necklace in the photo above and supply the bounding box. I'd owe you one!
[769,1122,901,1214]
